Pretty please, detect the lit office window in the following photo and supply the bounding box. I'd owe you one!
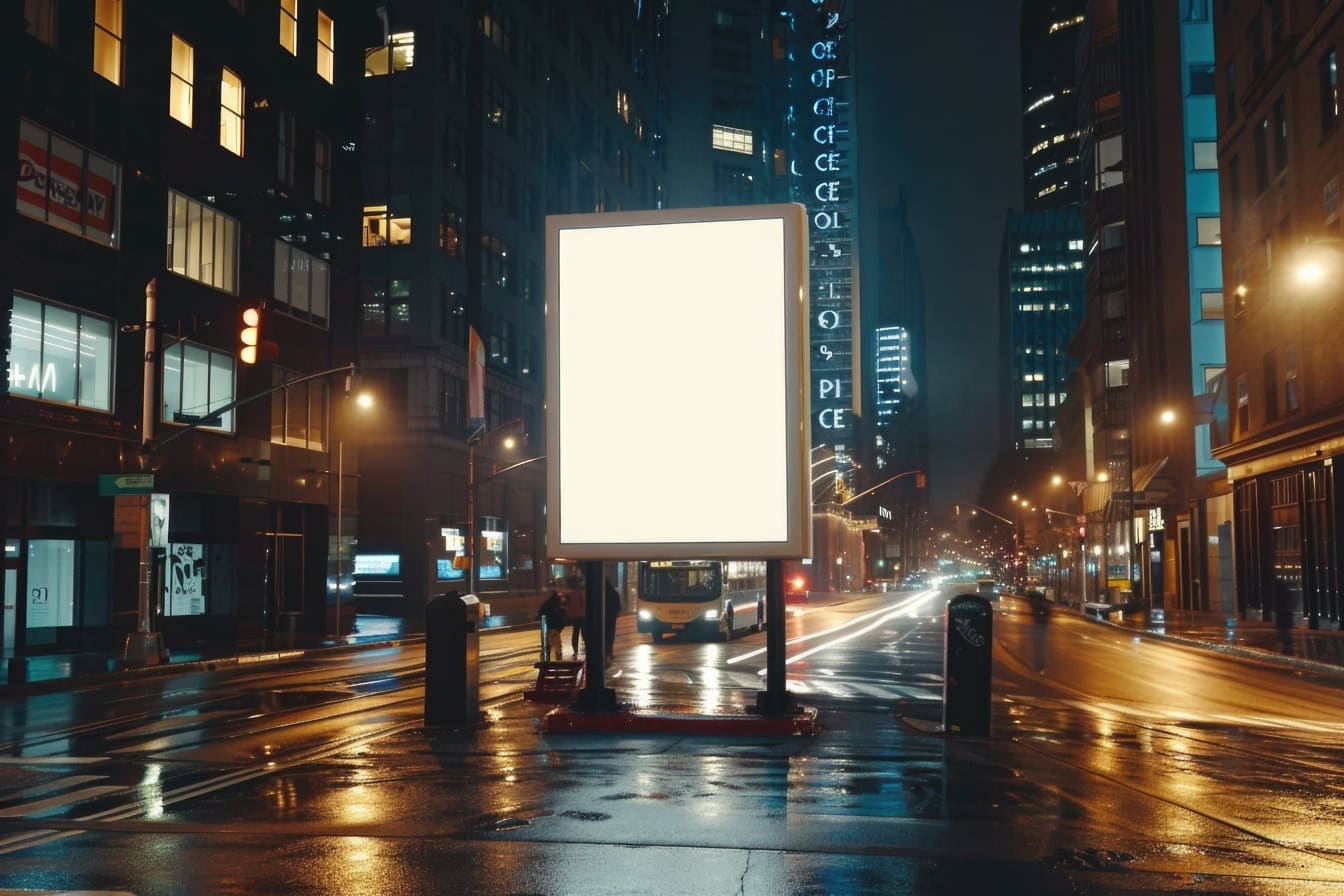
[279,0,298,55]
[364,31,415,76]
[712,125,753,155]
[161,342,235,432]
[1196,216,1221,245]
[166,190,240,293]
[92,0,122,84]
[7,293,114,412]
[270,367,327,450]
[316,10,334,83]
[219,68,245,156]
[169,36,194,127]
[273,239,330,326]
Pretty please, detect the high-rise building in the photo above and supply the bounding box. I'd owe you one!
[6,0,366,660]
[1119,0,1227,613]
[1021,0,1085,209]
[354,2,674,619]
[1002,208,1086,452]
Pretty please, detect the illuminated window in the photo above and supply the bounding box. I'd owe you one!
[362,203,411,246]
[364,31,415,76]
[166,190,239,293]
[92,0,122,84]
[1192,140,1217,170]
[271,367,327,450]
[169,36,194,127]
[712,125,753,155]
[273,239,329,325]
[279,0,297,55]
[161,342,235,432]
[616,88,630,123]
[219,68,244,156]
[316,10,334,83]
[7,293,114,412]
[17,119,121,248]
[1196,216,1221,246]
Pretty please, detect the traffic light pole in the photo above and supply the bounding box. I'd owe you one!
[124,278,164,666]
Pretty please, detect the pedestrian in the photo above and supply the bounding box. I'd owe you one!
[565,575,587,658]
[604,578,621,663]
[1273,576,1294,655]
[537,591,566,662]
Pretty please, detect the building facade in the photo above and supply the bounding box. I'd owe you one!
[6,0,366,661]
[1119,0,1228,614]
[1021,0,1086,209]
[1214,0,1344,627]
[1003,208,1086,452]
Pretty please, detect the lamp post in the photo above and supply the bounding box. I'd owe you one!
[333,388,374,637]
[465,418,524,596]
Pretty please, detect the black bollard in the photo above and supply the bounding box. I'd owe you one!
[943,594,993,736]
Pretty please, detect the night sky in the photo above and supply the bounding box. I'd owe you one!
[855,0,1024,510]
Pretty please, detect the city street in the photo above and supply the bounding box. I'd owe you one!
[2,588,1343,894]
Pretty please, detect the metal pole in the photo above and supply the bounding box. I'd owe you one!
[126,278,164,666]
[466,439,475,596]
[336,438,343,637]
[572,559,617,710]
[756,558,792,715]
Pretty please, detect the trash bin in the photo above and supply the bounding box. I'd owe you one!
[424,592,480,727]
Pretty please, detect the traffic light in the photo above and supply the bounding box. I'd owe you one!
[239,307,261,364]
[239,306,278,364]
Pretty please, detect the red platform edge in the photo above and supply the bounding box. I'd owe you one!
[540,705,820,736]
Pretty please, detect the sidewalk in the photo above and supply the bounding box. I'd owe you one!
[1100,604,1344,674]
[3,614,425,693]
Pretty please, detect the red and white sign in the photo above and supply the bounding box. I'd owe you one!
[16,120,118,247]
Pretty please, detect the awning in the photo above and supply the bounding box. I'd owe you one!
[1083,478,1113,514]
[1131,456,1169,493]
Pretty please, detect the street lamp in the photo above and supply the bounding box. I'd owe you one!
[333,386,375,638]
[465,418,526,597]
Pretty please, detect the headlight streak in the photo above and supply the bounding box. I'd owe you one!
[726,589,939,666]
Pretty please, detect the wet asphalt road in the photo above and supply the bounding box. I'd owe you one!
[2,588,1344,894]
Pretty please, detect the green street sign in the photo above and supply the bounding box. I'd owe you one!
[99,473,155,496]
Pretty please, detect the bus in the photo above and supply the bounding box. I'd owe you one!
[635,560,767,642]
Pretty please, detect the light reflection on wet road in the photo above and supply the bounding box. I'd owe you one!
[1,588,1344,893]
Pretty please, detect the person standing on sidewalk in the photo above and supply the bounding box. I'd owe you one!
[565,575,587,658]
[537,591,567,662]
[604,578,622,662]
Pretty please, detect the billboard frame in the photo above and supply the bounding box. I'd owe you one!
[545,203,810,561]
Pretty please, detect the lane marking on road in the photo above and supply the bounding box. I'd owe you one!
[7,774,108,801]
[727,589,940,666]
[0,785,127,818]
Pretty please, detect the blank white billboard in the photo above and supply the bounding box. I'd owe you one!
[546,204,810,560]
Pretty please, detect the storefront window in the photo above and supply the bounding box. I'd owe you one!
[164,543,206,616]
[17,119,120,247]
[7,293,114,411]
[26,539,75,629]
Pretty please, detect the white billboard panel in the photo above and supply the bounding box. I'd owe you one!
[546,204,810,560]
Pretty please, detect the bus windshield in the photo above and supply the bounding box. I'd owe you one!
[640,563,722,601]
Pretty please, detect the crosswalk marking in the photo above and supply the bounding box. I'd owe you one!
[0,785,127,817]
[8,774,107,800]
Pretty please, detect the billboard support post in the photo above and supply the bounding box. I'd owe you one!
[572,559,617,711]
[755,558,797,715]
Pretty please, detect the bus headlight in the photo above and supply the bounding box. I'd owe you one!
[703,609,719,621]
[638,609,653,621]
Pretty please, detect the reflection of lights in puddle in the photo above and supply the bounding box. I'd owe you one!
[140,764,165,819]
